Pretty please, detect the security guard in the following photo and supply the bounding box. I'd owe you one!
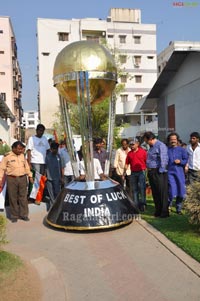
[0,141,33,222]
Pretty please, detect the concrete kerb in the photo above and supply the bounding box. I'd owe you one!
[138,218,200,278]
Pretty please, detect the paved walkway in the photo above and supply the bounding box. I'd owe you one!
[4,203,200,301]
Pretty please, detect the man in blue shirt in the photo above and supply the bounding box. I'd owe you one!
[45,142,64,208]
[93,138,108,173]
[143,132,169,218]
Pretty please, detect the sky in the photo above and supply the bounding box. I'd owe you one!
[1,0,200,111]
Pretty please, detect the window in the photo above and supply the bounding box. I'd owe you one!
[0,72,5,75]
[147,56,154,59]
[119,35,126,43]
[133,56,141,67]
[108,35,114,38]
[120,75,127,83]
[28,120,35,125]
[120,94,128,102]
[135,94,143,101]
[28,113,35,118]
[42,52,50,56]
[58,32,69,41]
[1,93,6,101]
[134,36,141,44]
[86,36,99,43]
[135,75,142,83]
[0,30,3,34]
[119,55,127,64]
[0,51,4,54]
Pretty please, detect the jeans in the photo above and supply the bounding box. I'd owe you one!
[130,170,146,207]
[46,179,61,207]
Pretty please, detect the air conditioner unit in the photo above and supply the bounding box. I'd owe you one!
[102,31,106,37]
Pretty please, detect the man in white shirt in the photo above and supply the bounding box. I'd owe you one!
[27,124,50,175]
[79,158,106,181]
[59,140,78,185]
[186,132,200,184]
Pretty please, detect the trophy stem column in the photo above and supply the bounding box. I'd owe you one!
[59,94,79,177]
[76,71,94,184]
[104,92,116,176]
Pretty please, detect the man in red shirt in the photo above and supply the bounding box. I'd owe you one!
[124,138,147,211]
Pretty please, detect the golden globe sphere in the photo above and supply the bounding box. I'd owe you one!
[53,41,117,104]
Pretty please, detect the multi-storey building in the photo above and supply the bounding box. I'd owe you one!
[0,16,23,142]
[22,110,39,144]
[23,110,39,129]
[37,8,157,137]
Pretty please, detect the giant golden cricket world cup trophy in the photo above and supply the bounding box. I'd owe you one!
[46,41,138,230]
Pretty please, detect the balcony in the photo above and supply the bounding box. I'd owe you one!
[0,96,15,122]
[82,30,106,42]
[119,120,158,138]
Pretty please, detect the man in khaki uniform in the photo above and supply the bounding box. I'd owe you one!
[0,141,33,222]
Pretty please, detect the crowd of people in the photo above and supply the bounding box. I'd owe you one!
[113,131,200,218]
[0,124,199,222]
[0,126,109,222]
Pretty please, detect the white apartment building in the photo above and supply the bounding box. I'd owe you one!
[22,110,39,144]
[23,110,39,129]
[37,8,157,137]
[0,16,23,142]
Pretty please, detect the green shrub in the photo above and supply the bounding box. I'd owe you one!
[184,181,200,230]
[0,215,7,247]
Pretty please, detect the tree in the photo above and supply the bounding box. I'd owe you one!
[52,111,65,141]
[0,141,10,156]
[52,99,120,144]
[69,98,109,138]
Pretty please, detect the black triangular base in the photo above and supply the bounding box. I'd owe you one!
[46,179,139,231]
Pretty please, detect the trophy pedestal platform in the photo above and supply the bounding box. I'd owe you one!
[46,179,139,231]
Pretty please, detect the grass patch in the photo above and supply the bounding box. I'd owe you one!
[142,199,200,263]
[0,250,23,283]
[0,214,8,246]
